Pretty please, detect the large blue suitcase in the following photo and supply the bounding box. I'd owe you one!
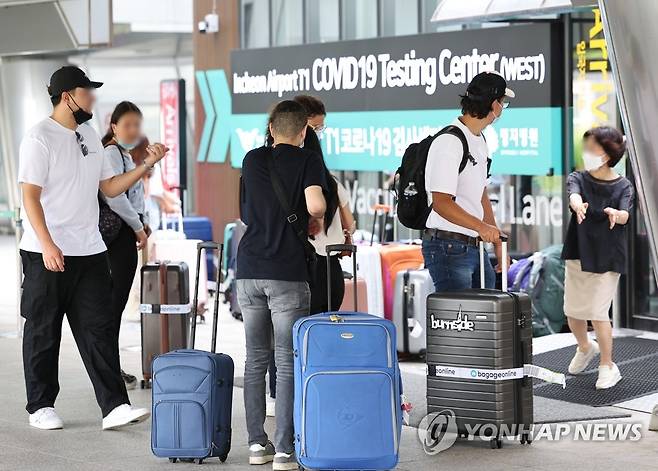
[293,244,403,470]
[181,216,215,281]
[151,241,234,464]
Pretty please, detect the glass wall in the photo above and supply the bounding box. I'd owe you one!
[272,0,303,46]
[306,0,340,43]
[241,0,270,48]
[341,0,378,40]
[381,0,419,37]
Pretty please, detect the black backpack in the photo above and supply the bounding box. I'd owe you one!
[395,125,490,230]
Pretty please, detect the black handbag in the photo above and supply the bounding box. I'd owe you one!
[98,145,128,245]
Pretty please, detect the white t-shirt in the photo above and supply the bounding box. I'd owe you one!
[425,118,489,237]
[310,178,350,256]
[18,118,115,256]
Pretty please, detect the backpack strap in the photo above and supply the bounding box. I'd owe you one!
[437,125,472,174]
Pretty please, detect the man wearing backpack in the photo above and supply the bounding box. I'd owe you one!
[421,72,514,292]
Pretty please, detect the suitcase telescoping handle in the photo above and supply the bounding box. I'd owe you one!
[190,241,223,353]
[325,244,357,312]
[479,235,508,292]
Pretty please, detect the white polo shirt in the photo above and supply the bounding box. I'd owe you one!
[424,118,489,238]
[18,118,115,256]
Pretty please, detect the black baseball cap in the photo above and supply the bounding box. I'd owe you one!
[466,72,515,101]
[47,66,103,98]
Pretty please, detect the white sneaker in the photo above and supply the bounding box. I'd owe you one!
[596,363,622,389]
[273,452,297,471]
[29,407,63,430]
[102,404,150,430]
[266,397,276,417]
[568,341,600,374]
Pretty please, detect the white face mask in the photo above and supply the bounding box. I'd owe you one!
[490,101,502,126]
[582,151,606,171]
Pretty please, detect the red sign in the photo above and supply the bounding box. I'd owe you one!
[160,80,182,196]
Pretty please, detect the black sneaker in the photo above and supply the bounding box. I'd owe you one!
[249,441,275,465]
[121,370,137,390]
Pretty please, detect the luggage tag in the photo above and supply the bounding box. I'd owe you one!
[401,394,413,425]
[428,364,566,389]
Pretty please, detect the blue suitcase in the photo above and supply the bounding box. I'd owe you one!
[293,244,403,470]
[151,241,234,464]
[181,216,215,281]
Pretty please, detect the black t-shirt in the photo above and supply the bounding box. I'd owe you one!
[561,171,634,274]
[237,144,326,282]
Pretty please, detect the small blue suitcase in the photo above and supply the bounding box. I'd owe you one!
[293,244,403,470]
[151,241,234,464]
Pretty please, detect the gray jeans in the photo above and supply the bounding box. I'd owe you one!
[237,279,310,454]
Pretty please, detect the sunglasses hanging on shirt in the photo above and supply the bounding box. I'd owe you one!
[75,131,89,157]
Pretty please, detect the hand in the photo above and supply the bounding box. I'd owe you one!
[42,241,65,272]
[478,222,501,244]
[143,224,152,237]
[574,202,588,224]
[135,229,148,250]
[604,207,619,229]
[340,229,353,258]
[144,143,169,167]
[494,241,511,274]
[308,217,323,237]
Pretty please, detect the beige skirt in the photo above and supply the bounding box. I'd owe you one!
[563,259,620,321]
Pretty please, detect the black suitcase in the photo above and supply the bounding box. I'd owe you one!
[425,239,533,448]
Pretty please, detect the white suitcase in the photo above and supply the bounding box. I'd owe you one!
[339,244,385,317]
[393,268,433,355]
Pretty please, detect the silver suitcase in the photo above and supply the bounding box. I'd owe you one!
[393,268,433,355]
[425,240,533,448]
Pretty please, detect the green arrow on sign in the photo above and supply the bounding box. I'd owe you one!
[195,70,216,162]
[205,69,232,163]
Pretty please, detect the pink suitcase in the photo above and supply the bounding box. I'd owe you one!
[339,275,368,312]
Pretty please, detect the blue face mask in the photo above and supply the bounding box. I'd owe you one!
[116,138,139,151]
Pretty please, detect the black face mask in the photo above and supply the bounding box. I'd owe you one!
[66,95,93,125]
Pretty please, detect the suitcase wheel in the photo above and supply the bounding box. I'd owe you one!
[520,433,533,445]
[140,379,152,390]
[490,437,503,449]
[219,454,228,463]
[169,458,177,463]
[196,459,204,465]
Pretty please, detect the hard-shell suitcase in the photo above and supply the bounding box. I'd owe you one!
[181,216,215,282]
[379,244,423,320]
[293,244,403,470]
[339,274,368,312]
[393,268,433,356]
[151,241,234,464]
[151,238,209,309]
[339,244,384,317]
[425,239,534,448]
[140,261,190,388]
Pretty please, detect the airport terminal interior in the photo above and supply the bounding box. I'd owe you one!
[0,1,657,470]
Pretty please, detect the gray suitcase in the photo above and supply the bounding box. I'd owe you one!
[425,240,533,448]
[140,261,190,389]
[393,268,433,355]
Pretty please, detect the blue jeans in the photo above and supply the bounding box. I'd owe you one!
[237,279,310,454]
[422,237,496,292]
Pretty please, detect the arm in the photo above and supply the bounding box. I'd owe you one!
[21,183,64,271]
[432,192,500,242]
[339,204,356,234]
[99,143,167,198]
[305,186,326,218]
[103,146,144,232]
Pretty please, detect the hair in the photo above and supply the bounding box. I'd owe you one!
[294,95,326,117]
[583,126,627,167]
[269,100,308,139]
[50,94,62,107]
[459,94,499,119]
[264,99,339,233]
[101,101,143,147]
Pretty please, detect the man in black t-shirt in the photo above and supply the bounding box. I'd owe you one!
[237,100,326,470]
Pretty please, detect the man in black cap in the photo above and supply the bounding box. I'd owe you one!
[18,65,168,430]
[422,72,514,292]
